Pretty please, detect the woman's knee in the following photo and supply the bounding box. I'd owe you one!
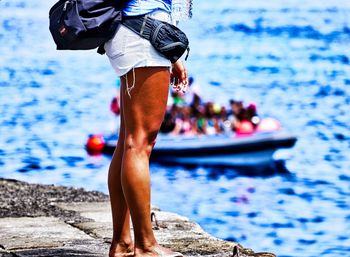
[124,129,158,156]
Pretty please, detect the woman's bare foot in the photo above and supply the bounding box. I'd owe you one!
[109,241,134,257]
[134,244,183,257]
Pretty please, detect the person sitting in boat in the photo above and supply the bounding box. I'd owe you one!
[160,104,195,135]
[172,105,197,136]
[164,91,204,136]
[190,94,205,134]
[160,104,180,134]
[218,106,232,133]
[160,111,176,134]
[202,102,221,135]
[228,99,243,131]
[228,99,261,133]
[228,99,254,131]
[170,90,186,106]
[190,94,202,115]
[246,102,260,128]
[110,95,120,116]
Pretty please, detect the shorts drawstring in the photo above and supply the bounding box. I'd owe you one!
[124,67,136,98]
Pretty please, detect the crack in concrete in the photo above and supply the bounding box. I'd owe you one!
[65,221,101,239]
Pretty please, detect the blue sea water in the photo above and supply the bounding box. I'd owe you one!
[1,0,350,256]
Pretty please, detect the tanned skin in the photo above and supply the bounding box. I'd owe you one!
[108,60,188,257]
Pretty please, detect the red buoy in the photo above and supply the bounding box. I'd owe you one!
[86,134,105,155]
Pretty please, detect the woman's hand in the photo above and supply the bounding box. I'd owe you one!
[170,60,188,93]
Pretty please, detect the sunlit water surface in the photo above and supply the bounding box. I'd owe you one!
[0,1,350,256]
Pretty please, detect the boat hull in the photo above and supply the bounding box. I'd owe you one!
[102,131,297,167]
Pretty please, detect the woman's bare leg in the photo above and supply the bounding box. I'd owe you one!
[121,67,180,256]
[108,91,133,257]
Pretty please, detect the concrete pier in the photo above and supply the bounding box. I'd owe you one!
[0,178,276,257]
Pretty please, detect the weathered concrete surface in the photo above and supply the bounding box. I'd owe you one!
[0,178,276,257]
[0,217,92,250]
[56,202,114,239]
[57,202,237,257]
[0,238,109,257]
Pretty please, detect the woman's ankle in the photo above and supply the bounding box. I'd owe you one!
[110,239,134,254]
[112,236,133,245]
[134,239,158,254]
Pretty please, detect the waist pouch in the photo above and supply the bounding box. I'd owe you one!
[122,15,190,63]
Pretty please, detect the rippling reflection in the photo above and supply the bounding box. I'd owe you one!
[150,163,349,256]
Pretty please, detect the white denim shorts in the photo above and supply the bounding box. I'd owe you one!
[104,10,172,77]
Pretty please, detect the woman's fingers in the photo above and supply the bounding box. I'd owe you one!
[171,60,188,93]
[171,79,187,93]
[176,60,188,85]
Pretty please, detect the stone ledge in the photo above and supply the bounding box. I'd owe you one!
[0,178,276,257]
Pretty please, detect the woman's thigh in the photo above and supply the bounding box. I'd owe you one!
[121,67,170,139]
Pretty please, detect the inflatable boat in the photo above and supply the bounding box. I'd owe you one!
[88,130,297,167]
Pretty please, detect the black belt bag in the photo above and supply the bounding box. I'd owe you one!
[122,15,190,63]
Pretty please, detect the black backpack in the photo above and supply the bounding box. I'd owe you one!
[49,0,128,53]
